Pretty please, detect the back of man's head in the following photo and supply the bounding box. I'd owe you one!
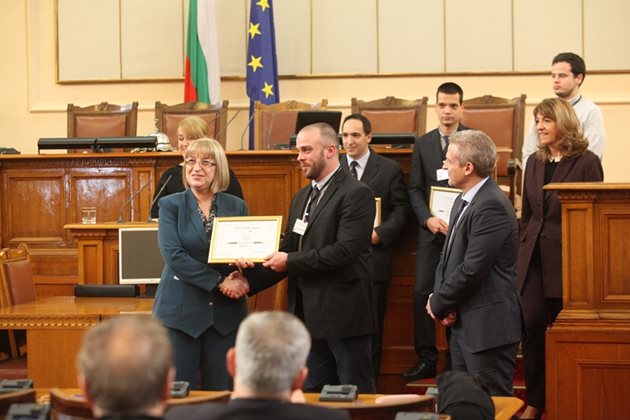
[552,52,586,83]
[233,311,311,398]
[76,315,173,417]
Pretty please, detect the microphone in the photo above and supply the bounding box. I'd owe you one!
[266,111,277,149]
[214,109,241,142]
[146,175,173,222]
[239,112,256,151]
[117,178,153,223]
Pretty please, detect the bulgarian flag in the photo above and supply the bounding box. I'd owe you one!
[184,0,221,104]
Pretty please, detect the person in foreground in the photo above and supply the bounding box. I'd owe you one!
[153,139,249,390]
[517,98,604,419]
[426,130,521,396]
[229,123,377,393]
[150,115,243,219]
[76,314,174,420]
[165,311,350,420]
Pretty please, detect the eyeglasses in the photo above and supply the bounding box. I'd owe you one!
[184,158,217,168]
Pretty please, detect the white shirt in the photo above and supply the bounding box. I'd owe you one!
[522,95,606,170]
[347,149,370,181]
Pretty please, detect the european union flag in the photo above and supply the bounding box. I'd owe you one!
[246,0,279,149]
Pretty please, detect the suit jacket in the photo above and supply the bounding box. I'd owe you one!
[248,168,376,339]
[431,178,521,354]
[164,398,350,420]
[340,150,409,283]
[153,189,249,338]
[516,151,603,298]
[408,125,470,243]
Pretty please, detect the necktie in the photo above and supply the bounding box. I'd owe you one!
[350,161,359,179]
[442,135,450,158]
[445,198,468,256]
[303,186,320,223]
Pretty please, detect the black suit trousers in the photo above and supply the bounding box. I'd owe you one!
[413,235,445,364]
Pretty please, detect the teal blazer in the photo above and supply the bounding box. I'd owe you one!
[153,189,248,338]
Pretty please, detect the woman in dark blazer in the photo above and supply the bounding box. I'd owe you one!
[150,116,243,219]
[517,98,604,419]
[153,139,248,390]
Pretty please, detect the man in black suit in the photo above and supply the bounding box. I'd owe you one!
[405,82,470,380]
[232,123,377,393]
[340,113,409,375]
[165,311,350,420]
[426,130,521,396]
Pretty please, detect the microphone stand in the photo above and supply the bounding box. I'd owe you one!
[117,178,153,223]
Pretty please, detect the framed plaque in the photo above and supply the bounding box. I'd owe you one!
[208,216,283,263]
[374,197,382,227]
[429,187,461,222]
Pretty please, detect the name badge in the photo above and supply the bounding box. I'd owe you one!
[436,168,449,181]
[293,218,308,235]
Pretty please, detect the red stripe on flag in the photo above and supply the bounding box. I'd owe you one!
[184,57,198,102]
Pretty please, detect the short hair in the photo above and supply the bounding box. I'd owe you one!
[178,116,208,139]
[76,315,172,416]
[449,130,496,178]
[437,82,464,104]
[235,311,311,397]
[533,98,589,161]
[552,52,586,85]
[300,122,340,150]
[343,113,372,135]
[182,138,230,193]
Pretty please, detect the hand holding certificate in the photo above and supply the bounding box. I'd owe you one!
[430,187,462,223]
[208,216,283,263]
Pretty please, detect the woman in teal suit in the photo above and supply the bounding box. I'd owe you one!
[153,139,248,390]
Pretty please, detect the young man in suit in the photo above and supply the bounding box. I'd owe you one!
[231,123,377,393]
[404,82,469,381]
[165,311,350,420]
[426,130,521,396]
[521,52,606,169]
[340,113,409,376]
[76,315,175,419]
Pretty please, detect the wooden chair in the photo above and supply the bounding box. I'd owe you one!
[0,243,36,359]
[351,96,429,138]
[460,94,527,206]
[253,99,328,150]
[155,101,229,150]
[0,388,36,418]
[67,102,139,153]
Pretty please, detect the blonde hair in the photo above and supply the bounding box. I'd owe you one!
[178,116,208,140]
[182,138,230,193]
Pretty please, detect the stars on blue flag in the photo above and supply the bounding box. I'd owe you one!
[246,0,279,105]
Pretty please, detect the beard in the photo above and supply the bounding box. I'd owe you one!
[301,150,326,180]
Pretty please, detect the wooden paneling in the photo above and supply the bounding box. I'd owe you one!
[545,183,630,420]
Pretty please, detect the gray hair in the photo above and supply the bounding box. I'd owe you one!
[76,315,173,416]
[449,130,496,178]
[235,311,311,396]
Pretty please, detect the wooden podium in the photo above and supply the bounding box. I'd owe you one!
[545,183,630,419]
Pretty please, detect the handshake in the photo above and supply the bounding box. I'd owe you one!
[217,252,289,300]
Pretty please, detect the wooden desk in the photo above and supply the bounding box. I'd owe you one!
[0,296,152,388]
[304,392,435,419]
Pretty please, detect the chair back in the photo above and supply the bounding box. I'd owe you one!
[155,101,229,150]
[253,100,328,150]
[0,243,37,306]
[49,388,94,419]
[0,388,36,418]
[460,94,526,204]
[67,102,139,153]
[351,96,428,137]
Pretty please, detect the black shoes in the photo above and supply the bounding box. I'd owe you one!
[402,361,437,381]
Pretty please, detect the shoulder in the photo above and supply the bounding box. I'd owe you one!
[165,403,226,420]
[415,128,439,143]
[216,192,247,209]
[159,190,187,207]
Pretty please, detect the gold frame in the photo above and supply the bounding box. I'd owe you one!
[429,186,462,221]
[208,215,283,263]
[374,197,382,228]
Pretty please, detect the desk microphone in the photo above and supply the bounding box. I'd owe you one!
[239,112,256,151]
[214,109,241,142]
[117,178,153,223]
[146,175,173,222]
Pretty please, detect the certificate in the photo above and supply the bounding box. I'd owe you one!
[429,187,462,222]
[208,216,283,263]
[374,197,382,228]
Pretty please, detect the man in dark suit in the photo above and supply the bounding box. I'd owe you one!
[426,130,521,396]
[405,82,469,380]
[165,311,350,420]
[339,113,409,376]
[233,123,377,393]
